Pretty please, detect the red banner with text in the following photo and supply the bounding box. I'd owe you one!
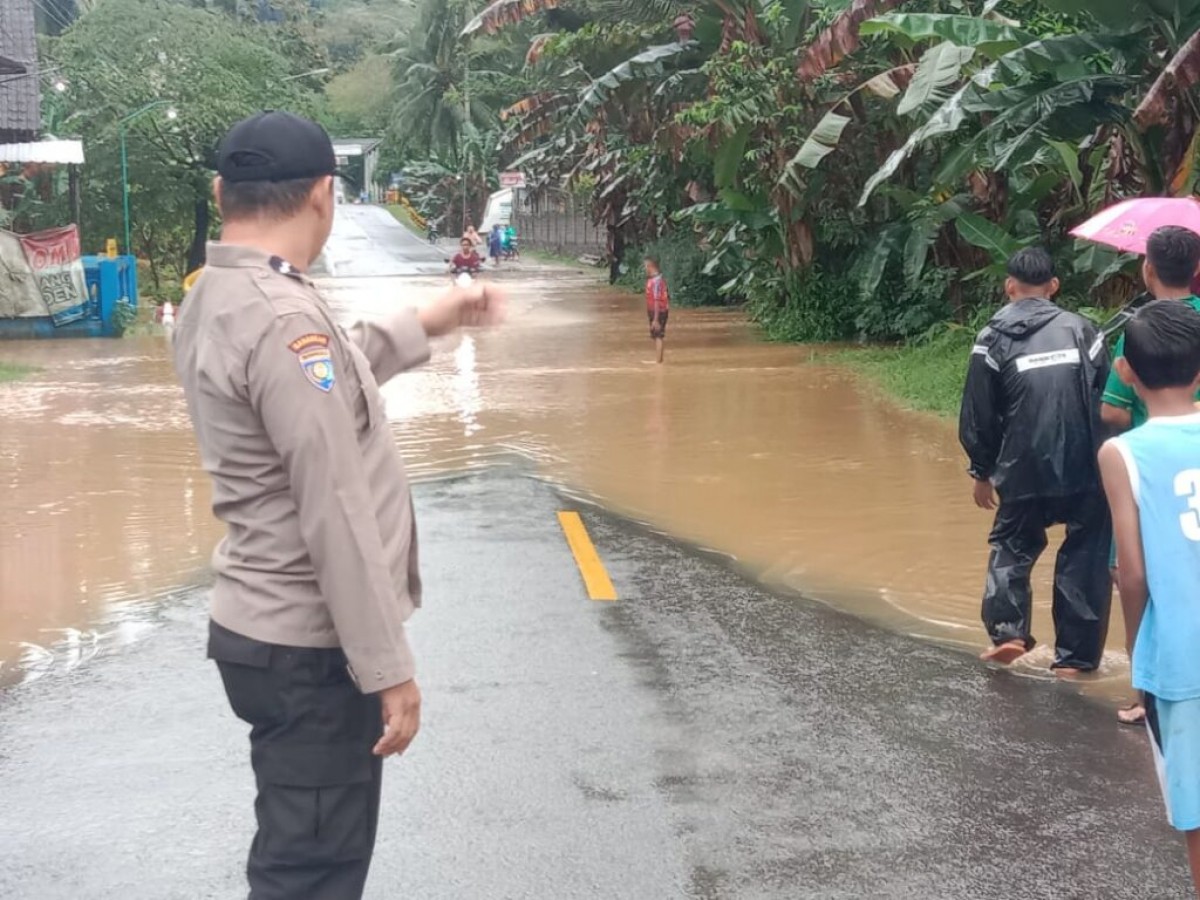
[19,225,88,326]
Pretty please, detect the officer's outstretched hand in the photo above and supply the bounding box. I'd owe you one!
[418,283,507,337]
[374,678,422,757]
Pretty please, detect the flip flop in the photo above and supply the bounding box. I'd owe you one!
[980,640,1028,665]
[1117,703,1146,726]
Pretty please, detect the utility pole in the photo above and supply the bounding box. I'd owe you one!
[461,39,470,233]
[119,100,177,255]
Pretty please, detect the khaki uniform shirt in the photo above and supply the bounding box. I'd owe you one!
[172,242,430,691]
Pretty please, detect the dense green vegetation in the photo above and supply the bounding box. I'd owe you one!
[28,0,1200,370]
[29,0,327,291]
[448,0,1200,334]
[405,0,1200,410]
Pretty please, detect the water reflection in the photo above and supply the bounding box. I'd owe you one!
[452,335,482,437]
[0,269,1128,698]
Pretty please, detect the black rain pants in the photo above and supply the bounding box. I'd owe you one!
[982,490,1113,671]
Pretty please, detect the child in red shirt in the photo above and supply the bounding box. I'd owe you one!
[450,238,482,276]
[645,256,670,364]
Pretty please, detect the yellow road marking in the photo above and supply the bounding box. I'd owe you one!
[557,511,618,602]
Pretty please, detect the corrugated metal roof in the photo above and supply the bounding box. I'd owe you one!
[0,0,41,142]
[0,140,84,164]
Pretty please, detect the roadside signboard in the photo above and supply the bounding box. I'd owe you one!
[17,226,89,326]
[499,171,526,189]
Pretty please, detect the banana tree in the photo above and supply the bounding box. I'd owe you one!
[779,7,1166,301]
[463,0,565,35]
[1131,20,1200,196]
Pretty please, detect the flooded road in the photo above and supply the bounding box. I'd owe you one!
[0,206,1127,693]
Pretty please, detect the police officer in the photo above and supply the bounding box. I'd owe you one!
[960,247,1112,674]
[172,111,503,899]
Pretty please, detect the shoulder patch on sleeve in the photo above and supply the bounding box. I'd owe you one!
[287,333,335,392]
[288,333,330,353]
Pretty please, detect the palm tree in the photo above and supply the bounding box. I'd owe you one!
[392,0,509,163]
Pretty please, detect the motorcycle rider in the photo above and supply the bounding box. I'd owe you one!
[449,237,482,277]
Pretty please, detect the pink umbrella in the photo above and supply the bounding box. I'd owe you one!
[1070,196,1200,255]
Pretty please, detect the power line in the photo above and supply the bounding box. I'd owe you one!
[0,65,64,85]
[0,67,66,99]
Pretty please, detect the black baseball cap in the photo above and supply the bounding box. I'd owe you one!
[217,111,346,184]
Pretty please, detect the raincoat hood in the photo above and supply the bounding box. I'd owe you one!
[987,298,1064,338]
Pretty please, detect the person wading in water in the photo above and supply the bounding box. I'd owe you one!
[645,255,670,365]
[959,247,1113,674]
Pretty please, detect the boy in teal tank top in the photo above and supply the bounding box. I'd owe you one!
[1099,300,1200,896]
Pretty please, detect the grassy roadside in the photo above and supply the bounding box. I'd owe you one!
[830,305,1111,418]
[385,204,424,237]
[832,328,974,418]
[0,361,36,383]
[838,346,965,418]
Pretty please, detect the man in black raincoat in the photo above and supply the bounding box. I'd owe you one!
[959,247,1113,673]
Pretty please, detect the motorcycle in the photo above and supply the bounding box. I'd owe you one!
[445,258,481,284]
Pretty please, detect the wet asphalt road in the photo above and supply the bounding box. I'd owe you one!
[0,470,1193,899]
[317,205,448,278]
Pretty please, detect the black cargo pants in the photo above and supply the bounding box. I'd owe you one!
[982,490,1113,671]
[209,621,383,900]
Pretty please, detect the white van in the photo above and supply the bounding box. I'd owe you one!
[478,188,513,235]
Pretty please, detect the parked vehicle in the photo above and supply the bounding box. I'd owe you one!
[478,188,513,236]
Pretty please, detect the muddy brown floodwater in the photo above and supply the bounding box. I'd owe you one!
[0,264,1130,697]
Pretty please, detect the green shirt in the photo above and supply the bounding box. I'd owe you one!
[1102,295,1200,428]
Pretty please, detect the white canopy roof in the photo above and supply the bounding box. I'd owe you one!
[332,139,382,157]
[0,139,84,164]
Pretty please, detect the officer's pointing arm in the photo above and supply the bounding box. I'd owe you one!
[249,313,416,690]
[347,309,432,385]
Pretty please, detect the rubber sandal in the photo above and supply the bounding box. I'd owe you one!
[980,640,1028,665]
[1117,703,1146,726]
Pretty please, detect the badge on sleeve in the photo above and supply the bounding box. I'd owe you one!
[288,333,336,392]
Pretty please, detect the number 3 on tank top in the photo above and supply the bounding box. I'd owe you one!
[1175,469,1200,541]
